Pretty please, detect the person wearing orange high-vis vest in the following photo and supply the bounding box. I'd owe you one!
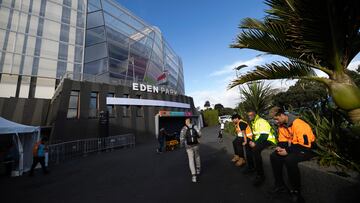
[269,107,316,203]
[231,114,248,167]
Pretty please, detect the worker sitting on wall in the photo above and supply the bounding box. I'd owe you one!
[269,107,316,203]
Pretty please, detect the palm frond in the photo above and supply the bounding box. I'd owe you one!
[229,61,316,88]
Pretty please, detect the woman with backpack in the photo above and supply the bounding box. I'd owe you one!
[180,118,202,183]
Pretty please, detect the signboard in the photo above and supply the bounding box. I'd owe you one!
[106,97,190,109]
[159,111,193,117]
[132,82,178,95]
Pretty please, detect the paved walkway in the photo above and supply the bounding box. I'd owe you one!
[0,126,285,203]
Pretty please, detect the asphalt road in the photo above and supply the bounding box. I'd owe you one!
[0,126,287,203]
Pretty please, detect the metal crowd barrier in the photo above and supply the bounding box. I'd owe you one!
[48,134,135,165]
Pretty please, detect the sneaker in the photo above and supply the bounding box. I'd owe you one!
[191,175,197,183]
[253,175,265,187]
[290,190,304,203]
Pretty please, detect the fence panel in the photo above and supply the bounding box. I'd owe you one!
[48,134,135,165]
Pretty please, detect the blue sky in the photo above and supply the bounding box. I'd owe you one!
[117,0,360,108]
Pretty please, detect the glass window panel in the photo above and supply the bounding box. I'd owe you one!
[0,74,17,97]
[109,57,127,76]
[76,11,85,27]
[0,29,5,51]
[87,11,104,29]
[37,58,57,78]
[11,54,21,74]
[42,19,61,41]
[14,33,25,54]
[85,26,105,46]
[78,0,86,12]
[10,11,20,31]
[45,1,63,22]
[70,9,77,26]
[31,0,41,16]
[21,0,31,12]
[59,24,70,42]
[40,39,59,60]
[25,35,36,55]
[69,95,78,108]
[69,26,76,44]
[84,42,107,63]
[61,6,71,25]
[102,0,145,31]
[19,76,31,98]
[75,27,84,45]
[67,109,78,119]
[16,12,28,33]
[89,0,102,9]
[2,52,13,73]
[22,55,34,75]
[34,78,55,99]
[58,43,68,60]
[88,4,98,12]
[74,46,83,63]
[67,44,75,62]
[28,15,39,36]
[71,0,78,10]
[104,13,137,36]
[66,62,74,72]
[0,0,13,8]
[84,58,108,75]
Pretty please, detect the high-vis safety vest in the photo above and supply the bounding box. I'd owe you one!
[245,126,253,139]
[286,118,316,148]
[250,115,276,144]
[235,119,247,137]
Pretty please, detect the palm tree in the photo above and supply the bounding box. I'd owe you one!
[237,82,275,115]
[229,0,360,124]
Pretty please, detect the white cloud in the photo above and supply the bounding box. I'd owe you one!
[348,60,360,71]
[209,57,264,77]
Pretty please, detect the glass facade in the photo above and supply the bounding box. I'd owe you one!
[0,0,86,98]
[0,0,185,98]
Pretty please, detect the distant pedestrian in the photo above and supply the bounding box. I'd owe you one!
[29,137,49,176]
[180,118,202,183]
[157,128,168,153]
[218,121,225,142]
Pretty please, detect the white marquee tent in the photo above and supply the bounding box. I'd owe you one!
[0,117,40,176]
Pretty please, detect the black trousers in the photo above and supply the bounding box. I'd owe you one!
[246,141,271,176]
[29,156,48,175]
[232,137,245,157]
[270,150,315,190]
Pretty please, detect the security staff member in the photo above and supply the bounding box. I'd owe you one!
[269,107,316,203]
[231,114,248,167]
[244,110,276,186]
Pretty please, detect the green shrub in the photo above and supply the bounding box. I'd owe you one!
[224,121,236,135]
[203,109,219,127]
[301,106,360,172]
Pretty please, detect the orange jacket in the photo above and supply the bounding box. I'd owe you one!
[280,116,315,149]
[245,125,253,139]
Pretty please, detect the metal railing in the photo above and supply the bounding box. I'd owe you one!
[48,133,135,165]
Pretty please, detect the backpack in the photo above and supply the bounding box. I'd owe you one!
[185,125,199,145]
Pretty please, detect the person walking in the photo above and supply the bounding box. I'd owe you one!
[157,128,168,153]
[268,107,316,203]
[244,110,276,186]
[180,118,202,183]
[218,121,225,143]
[29,137,49,176]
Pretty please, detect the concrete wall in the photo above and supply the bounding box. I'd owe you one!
[48,79,196,143]
[0,97,50,126]
[261,149,360,203]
